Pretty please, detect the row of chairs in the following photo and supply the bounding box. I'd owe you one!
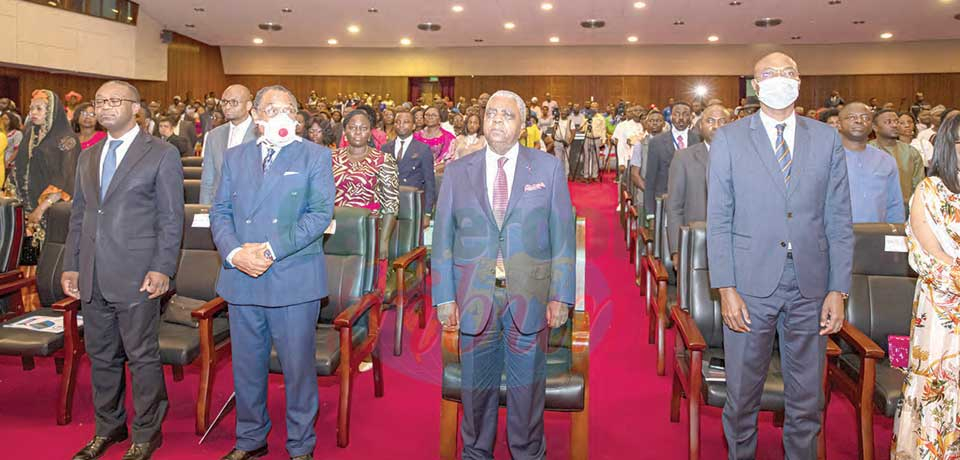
[627,193,911,459]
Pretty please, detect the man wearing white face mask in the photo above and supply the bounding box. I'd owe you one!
[210,85,335,460]
[707,52,853,459]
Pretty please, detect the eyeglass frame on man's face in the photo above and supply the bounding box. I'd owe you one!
[257,104,296,118]
[756,66,800,81]
[221,99,248,108]
[94,98,137,109]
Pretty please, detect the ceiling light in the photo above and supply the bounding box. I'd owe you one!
[673,20,685,26]
[852,20,865,24]
[367,7,378,13]
[258,23,283,31]
[193,7,205,12]
[694,85,708,97]
[504,22,516,30]
[791,35,802,40]
[281,8,293,13]
[111,8,119,13]
[754,17,783,27]
[451,5,464,12]
[400,38,412,46]
[184,23,195,28]
[580,19,606,28]
[707,35,719,42]
[549,36,560,43]
[541,3,554,11]
[880,32,893,39]
[417,23,442,31]
[828,0,841,4]
[627,35,639,43]
[634,2,647,8]
[728,1,741,5]
[252,37,264,44]
[347,24,360,33]
[474,38,484,42]
[327,38,338,45]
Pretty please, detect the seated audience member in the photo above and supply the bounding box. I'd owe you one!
[305,117,326,145]
[839,103,905,223]
[72,101,106,150]
[870,109,924,209]
[819,108,840,131]
[520,113,543,150]
[666,104,729,268]
[451,112,486,160]
[381,108,436,219]
[334,109,400,217]
[414,106,456,169]
[157,116,192,157]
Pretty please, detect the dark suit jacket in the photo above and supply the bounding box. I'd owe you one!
[643,129,701,213]
[381,137,437,212]
[64,130,185,303]
[666,142,709,256]
[163,134,192,157]
[432,146,575,334]
[177,118,198,154]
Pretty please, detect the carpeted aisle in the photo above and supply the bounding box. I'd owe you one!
[0,172,892,459]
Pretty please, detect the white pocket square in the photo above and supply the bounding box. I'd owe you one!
[524,182,546,192]
[283,171,300,176]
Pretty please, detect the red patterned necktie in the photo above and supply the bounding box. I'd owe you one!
[493,156,508,278]
[677,134,685,150]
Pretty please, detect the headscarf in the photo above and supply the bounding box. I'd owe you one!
[15,90,80,210]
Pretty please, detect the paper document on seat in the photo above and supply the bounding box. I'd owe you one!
[325,220,336,234]
[3,315,84,333]
[192,213,210,228]
[884,235,907,253]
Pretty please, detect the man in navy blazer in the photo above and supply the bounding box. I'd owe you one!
[381,108,436,216]
[707,52,853,459]
[211,86,335,460]
[433,90,575,460]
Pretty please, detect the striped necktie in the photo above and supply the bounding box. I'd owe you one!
[262,146,277,174]
[775,123,791,184]
[493,156,508,278]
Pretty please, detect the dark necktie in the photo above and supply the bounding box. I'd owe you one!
[100,140,123,200]
[397,139,405,161]
[262,146,277,174]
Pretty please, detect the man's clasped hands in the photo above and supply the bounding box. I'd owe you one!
[233,242,274,277]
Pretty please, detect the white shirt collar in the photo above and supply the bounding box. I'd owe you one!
[485,142,520,165]
[229,115,252,133]
[671,126,689,139]
[758,109,796,132]
[108,124,140,144]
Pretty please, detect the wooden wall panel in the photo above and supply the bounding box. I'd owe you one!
[223,75,409,105]
[797,74,960,112]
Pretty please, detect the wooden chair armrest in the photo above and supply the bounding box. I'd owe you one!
[334,291,383,329]
[191,297,228,319]
[571,310,590,375]
[826,338,841,357]
[639,227,652,244]
[442,326,460,364]
[51,296,81,312]
[0,270,23,284]
[392,246,428,270]
[0,276,36,298]
[836,321,885,360]
[628,205,638,219]
[650,258,668,281]
[671,307,707,351]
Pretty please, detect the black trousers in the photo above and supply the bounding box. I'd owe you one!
[81,273,168,443]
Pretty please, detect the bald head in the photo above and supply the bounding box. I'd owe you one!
[753,52,799,78]
[839,102,869,118]
[221,84,253,123]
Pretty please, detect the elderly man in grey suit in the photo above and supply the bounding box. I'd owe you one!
[707,52,853,459]
[666,104,729,269]
[199,84,257,204]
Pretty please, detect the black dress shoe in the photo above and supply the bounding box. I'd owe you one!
[220,445,269,460]
[72,431,129,460]
[290,455,313,460]
[121,432,162,460]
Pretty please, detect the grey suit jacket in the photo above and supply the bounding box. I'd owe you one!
[644,129,701,213]
[707,114,853,298]
[666,141,709,256]
[64,130,185,303]
[199,118,258,204]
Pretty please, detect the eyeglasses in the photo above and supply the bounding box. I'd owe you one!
[94,98,137,108]
[843,114,872,123]
[259,105,297,117]
[80,111,97,118]
[757,66,800,81]
[221,99,246,108]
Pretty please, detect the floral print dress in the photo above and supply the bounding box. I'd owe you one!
[893,176,960,459]
[331,146,400,215]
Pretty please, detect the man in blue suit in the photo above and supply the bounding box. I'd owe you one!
[433,90,575,460]
[211,85,335,460]
[381,107,436,217]
[707,52,853,459]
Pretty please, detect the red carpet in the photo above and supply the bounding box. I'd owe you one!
[0,174,892,459]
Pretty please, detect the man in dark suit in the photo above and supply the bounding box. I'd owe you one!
[177,105,199,154]
[381,107,436,219]
[433,90,575,460]
[157,116,192,157]
[707,52,853,459]
[62,80,184,460]
[665,103,729,269]
[211,85,335,460]
[643,101,700,213]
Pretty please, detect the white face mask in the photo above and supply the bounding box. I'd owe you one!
[257,114,298,147]
[756,77,799,110]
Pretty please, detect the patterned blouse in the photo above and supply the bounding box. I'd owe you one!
[414,128,456,165]
[332,146,400,215]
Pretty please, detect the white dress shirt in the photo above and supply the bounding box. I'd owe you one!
[228,115,253,149]
[394,135,412,161]
[671,126,691,150]
[613,119,644,166]
[99,125,140,181]
[485,142,520,210]
[758,110,796,158]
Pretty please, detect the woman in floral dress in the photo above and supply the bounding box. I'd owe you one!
[893,115,960,459]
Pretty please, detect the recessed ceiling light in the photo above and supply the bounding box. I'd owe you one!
[549,36,560,43]
[193,7,205,12]
[634,2,647,8]
[754,17,783,27]
[417,23,442,31]
[708,35,719,42]
[791,35,802,40]
[111,8,119,13]
[347,25,360,33]
[252,37,264,44]
[474,38,484,42]
[504,22,516,30]
[327,38,338,45]
[541,3,554,11]
[673,20,685,26]
[729,0,741,5]
[852,20,865,24]
[184,23,195,28]
[627,35,639,43]
[581,19,606,28]
[880,32,893,39]
[451,5,464,12]
[400,38,412,46]
[258,23,283,31]
[367,7,378,13]
[281,7,292,13]
[828,0,842,4]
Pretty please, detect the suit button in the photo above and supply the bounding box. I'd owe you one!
[780,241,786,247]
[499,236,504,241]
[97,209,103,214]
[245,219,252,224]
[787,212,793,218]
[272,219,278,224]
